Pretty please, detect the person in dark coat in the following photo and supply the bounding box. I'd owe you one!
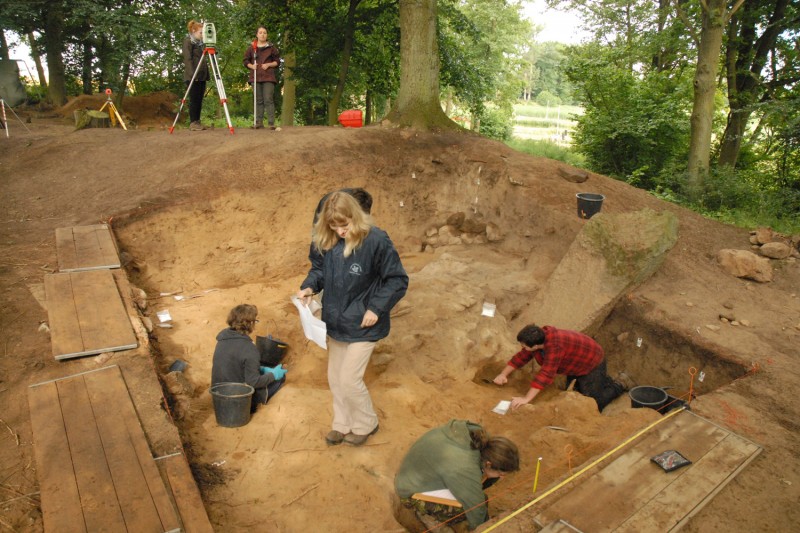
[243,26,280,129]
[308,188,372,271]
[182,20,210,131]
[297,192,408,446]
[211,304,286,411]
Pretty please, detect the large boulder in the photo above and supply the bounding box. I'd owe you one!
[528,208,679,334]
[717,249,773,282]
[759,242,792,259]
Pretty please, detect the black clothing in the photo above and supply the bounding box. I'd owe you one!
[211,328,275,406]
[567,360,624,411]
[301,227,408,343]
[182,35,209,82]
[186,80,206,123]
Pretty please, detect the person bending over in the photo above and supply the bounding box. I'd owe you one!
[493,324,624,412]
[394,419,520,531]
[211,304,286,412]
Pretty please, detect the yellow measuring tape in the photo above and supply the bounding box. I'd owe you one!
[484,407,685,531]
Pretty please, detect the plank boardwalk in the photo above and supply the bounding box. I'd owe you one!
[56,225,120,272]
[533,409,762,532]
[28,366,212,532]
[44,269,137,360]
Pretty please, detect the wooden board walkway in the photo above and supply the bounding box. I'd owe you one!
[29,366,182,532]
[44,269,137,360]
[56,224,120,272]
[532,409,762,532]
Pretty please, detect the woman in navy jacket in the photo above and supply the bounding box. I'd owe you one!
[297,192,408,446]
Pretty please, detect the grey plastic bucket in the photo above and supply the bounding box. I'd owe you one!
[629,385,668,411]
[210,382,254,428]
[576,193,605,219]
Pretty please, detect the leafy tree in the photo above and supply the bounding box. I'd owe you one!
[717,0,798,168]
[566,42,692,184]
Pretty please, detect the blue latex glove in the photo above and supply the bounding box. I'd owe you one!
[259,366,270,375]
[262,364,287,380]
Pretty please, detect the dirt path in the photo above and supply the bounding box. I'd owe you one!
[0,108,798,532]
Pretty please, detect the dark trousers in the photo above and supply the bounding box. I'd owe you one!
[253,81,276,125]
[568,360,623,412]
[251,377,285,412]
[186,80,206,122]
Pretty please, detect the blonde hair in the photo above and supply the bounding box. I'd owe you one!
[313,191,373,257]
[188,20,203,33]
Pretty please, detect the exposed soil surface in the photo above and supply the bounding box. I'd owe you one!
[0,97,798,532]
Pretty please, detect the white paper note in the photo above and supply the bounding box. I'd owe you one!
[492,400,511,415]
[291,296,327,349]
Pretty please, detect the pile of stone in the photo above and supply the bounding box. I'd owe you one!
[422,212,502,251]
[716,227,799,283]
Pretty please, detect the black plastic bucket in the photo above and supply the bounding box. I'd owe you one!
[576,193,605,219]
[256,335,289,367]
[629,386,668,411]
[210,382,254,428]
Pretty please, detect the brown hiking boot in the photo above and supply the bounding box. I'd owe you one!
[189,121,205,131]
[343,424,379,446]
[325,430,346,446]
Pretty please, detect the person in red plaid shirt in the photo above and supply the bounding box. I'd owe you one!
[493,324,625,412]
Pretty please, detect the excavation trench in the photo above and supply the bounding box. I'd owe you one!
[113,189,750,530]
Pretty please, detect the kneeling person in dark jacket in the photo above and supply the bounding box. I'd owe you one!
[211,304,286,412]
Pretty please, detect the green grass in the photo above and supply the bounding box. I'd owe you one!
[514,103,583,119]
[505,138,586,167]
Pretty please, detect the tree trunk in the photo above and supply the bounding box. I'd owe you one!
[81,38,92,95]
[718,0,789,168]
[43,4,67,106]
[686,0,726,196]
[328,0,360,125]
[0,32,9,61]
[365,89,372,125]
[27,32,47,88]
[117,62,130,108]
[281,42,296,127]
[386,0,458,130]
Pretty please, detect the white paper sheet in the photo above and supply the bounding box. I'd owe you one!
[419,488,457,500]
[291,296,327,349]
[492,400,511,415]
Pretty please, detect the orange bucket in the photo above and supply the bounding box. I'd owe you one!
[338,109,363,128]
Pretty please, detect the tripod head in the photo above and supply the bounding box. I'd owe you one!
[104,88,113,100]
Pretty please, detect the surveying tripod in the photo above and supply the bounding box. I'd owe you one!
[0,98,31,138]
[170,45,234,134]
[99,88,127,130]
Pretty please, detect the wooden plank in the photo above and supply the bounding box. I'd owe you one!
[163,454,215,533]
[27,382,87,533]
[50,270,137,360]
[83,368,175,532]
[535,411,731,532]
[539,519,585,533]
[44,273,85,358]
[532,411,761,533]
[616,433,761,532]
[57,225,120,272]
[57,376,127,531]
[55,227,79,272]
[86,368,181,532]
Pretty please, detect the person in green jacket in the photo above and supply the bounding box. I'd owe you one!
[394,420,520,531]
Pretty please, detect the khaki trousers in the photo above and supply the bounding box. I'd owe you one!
[327,337,378,435]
